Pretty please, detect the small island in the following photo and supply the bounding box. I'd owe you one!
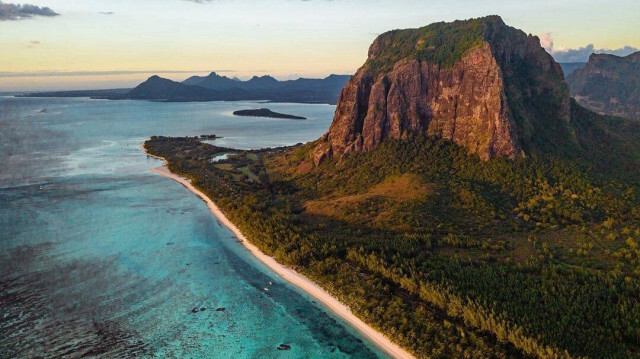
[232,108,307,120]
[199,134,220,139]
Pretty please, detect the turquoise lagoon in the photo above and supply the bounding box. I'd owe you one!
[0,97,388,358]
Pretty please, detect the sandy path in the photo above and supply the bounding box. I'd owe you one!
[146,154,413,359]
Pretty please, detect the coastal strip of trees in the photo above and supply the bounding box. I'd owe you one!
[145,135,640,359]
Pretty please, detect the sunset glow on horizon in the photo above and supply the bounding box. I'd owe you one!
[2,0,639,91]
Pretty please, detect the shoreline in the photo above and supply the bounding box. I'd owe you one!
[146,153,413,359]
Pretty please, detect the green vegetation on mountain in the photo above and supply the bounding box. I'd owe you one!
[366,16,492,74]
[567,52,640,120]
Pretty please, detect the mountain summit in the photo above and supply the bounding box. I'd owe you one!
[182,72,239,90]
[127,75,218,101]
[313,16,571,164]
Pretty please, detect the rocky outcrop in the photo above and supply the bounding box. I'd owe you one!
[313,16,570,164]
[567,52,640,120]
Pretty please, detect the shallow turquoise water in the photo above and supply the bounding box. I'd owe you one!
[0,97,388,358]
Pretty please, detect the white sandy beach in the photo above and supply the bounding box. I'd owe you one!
[146,154,413,359]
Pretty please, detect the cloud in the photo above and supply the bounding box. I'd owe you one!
[540,33,638,63]
[27,40,39,48]
[539,32,553,53]
[0,1,59,21]
[99,11,113,15]
[554,44,638,63]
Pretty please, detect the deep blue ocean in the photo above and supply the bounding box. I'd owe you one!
[0,97,387,358]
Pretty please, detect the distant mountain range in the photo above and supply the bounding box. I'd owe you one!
[567,51,640,120]
[20,73,351,105]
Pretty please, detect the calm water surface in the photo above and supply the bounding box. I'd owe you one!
[0,97,387,358]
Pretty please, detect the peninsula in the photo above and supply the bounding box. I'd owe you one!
[233,108,307,120]
[144,17,640,358]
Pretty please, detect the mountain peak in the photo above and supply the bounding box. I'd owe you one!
[313,16,570,165]
[127,75,215,101]
[249,75,278,81]
[144,75,175,85]
[206,71,231,79]
[246,75,280,89]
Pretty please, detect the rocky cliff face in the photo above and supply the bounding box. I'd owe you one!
[567,52,640,120]
[313,16,570,164]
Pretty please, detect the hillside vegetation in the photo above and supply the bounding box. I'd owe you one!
[366,16,491,74]
[145,102,640,358]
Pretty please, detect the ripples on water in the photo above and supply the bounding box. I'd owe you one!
[0,97,387,358]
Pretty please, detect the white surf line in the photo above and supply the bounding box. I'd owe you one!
[145,151,414,359]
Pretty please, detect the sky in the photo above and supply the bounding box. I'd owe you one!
[1,0,639,91]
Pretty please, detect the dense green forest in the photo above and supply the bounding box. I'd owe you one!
[145,103,640,358]
[366,16,491,74]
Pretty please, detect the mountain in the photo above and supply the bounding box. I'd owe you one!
[182,72,240,90]
[559,62,586,76]
[146,16,640,359]
[127,73,350,104]
[567,51,640,120]
[183,73,282,90]
[245,75,280,89]
[183,72,351,104]
[125,75,254,101]
[313,16,572,164]
[125,75,223,101]
[21,73,350,104]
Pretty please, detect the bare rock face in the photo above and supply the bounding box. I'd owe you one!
[313,16,570,165]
